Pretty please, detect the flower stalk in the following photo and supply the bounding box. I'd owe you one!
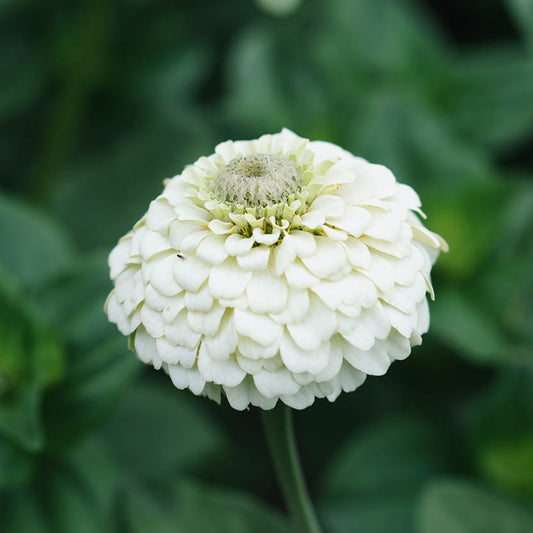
[261,404,323,533]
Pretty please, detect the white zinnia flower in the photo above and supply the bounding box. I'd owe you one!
[105,129,447,410]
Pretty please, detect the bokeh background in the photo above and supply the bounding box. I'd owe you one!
[1,0,533,531]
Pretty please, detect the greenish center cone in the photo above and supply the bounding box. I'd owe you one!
[213,154,302,207]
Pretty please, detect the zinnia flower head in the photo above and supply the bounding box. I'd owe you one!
[105,129,447,410]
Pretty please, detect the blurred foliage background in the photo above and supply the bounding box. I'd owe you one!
[1,0,533,531]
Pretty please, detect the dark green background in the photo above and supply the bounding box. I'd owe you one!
[1,0,533,531]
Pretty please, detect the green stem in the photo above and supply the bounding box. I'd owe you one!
[261,404,323,533]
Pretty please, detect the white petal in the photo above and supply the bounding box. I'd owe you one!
[184,285,214,312]
[343,239,371,270]
[162,294,186,324]
[165,310,202,349]
[308,140,355,163]
[208,219,233,234]
[237,336,280,359]
[312,159,358,186]
[237,246,271,271]
[208,259,252,299]
[280,332,330,374]
[314,336,343,381]
[329,206,371,237]
[140,230,172,261]
[249,386,278,410]
[253,227,280,245]
[134,327,160,367]
[270,287,310,325]
[236,354,266,374]
[204,312,238,360]
[114,268,137,303]
[168,220,204,249]
[385,305,417,338]
[301,237,347,279]
[382,273,426,314]
[156,337,196,367]
[176,203,211,224]
[146,199,177,232]
[336,361,367,393]
[310,195,345,217]
[311,276,359,310]
[187,305,225,336]
[217,295,248,310]
[281,387,315,409]
[223,381,251,411]
[351,273,378,308]
[173,256,210,292]
[109,236,133,279]
[168,365,205,395]
[390,183,421,210]
[246,269,288,314]
[195,233,229,265]
[342,340,391,376]
[284,261,320,289]
[301,210,325,229]
[203,383,222,404]
[287,231,317,257]
[412,223,448,251]
[341,305,391,350]
[253,368,300,398]
[365,211,402,242]
[140,304,165,338]
[360,254,395,293]
[198,343,245,387]
[272,237,296,276]
[381,329,412,360]
[215,140,238,162]
[145,284,183,313]
[225,233,255,256]
[322,225,348,241]
[150,254,183,296]
[181,229,209,253]
[416,298,430,335]
[105,292,135,335]
[364,163,397,198]
[234,309,282,346]
[287,295,337,350]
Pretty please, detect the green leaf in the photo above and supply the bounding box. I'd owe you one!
[38,251,117,349]
[122,485,178,533]
[176,481,292,533]
[0,273,64,451]
[449,48,533,151]
[418,480,533,533]
[122,481,292,533]
[506,0,533,50]
[320,415,454,533]
[226,26,291,130]
[467,369,533,495]
[0,383,44,451]
[1,488,48,533]
[42,337,139,449]
[430,288,524,365]
[480,437,533,496]
[0,194,72,289]
[423,182,507,280]
[61,438,123,521]
[41,467,109,533]
[0,436,35,488]
[101,378,223,481]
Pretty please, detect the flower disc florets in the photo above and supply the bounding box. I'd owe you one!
[105,129,447,410]
[213,154,302,208]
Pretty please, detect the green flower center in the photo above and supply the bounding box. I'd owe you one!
[212,154,302,207]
